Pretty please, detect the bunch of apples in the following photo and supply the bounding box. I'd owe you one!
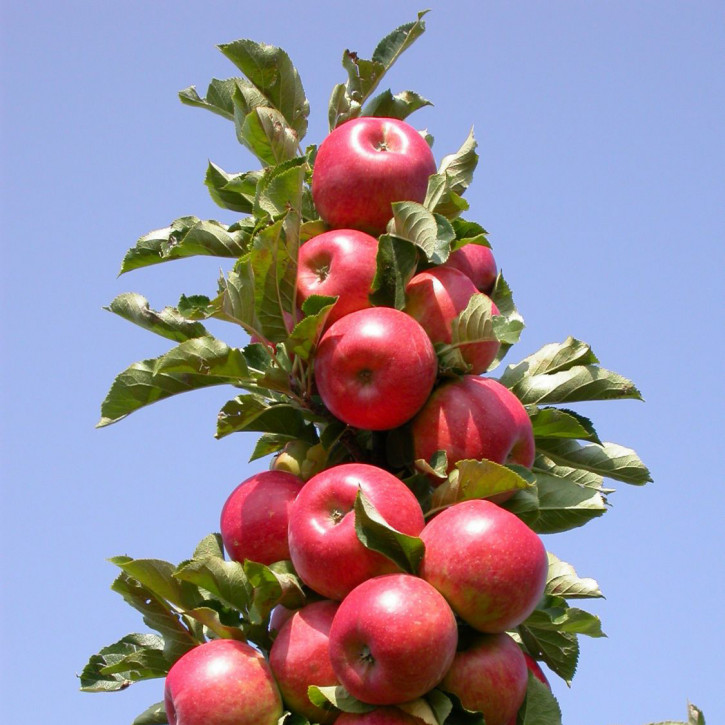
[163,116,551,725]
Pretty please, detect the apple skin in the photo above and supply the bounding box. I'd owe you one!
[336,708,429,724]
[163,639,283,725]
[287,463,425,601]
[220,470,304,566]
[419,499,548,633]
[314,307,438,431]
[328,574,458,705]
[312,116,437,235]
[269,600,341,724]
[404,266,501,374]
[297,229,379,325]
[440,244,498,294]
[441,632,528,725]
[411,375,535,489]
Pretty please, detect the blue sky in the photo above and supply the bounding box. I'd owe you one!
[2,1,723,723]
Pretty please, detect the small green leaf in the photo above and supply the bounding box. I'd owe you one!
[545,553,604,600]
[369,234,418,309]
[488,274,525,370]
[174,556,252,613]
[218,39,309,139]
[254,157,306,221]
[106,293,208,342]
[120,217,249,274]
[451,218,490,249]
[391,201,455,263]
[529,407,600,443]
[244,560,305,625]
[216,395,316,440]
[307,685,374,714]
[535,439,652,485]
[284,297,336,361]
[205,162,262,213]
[235,104,299,167]
[437,128,478,196]
[133,701,168,725]
[354,489,425,574]
[179,78,243,120]
[518,621,579,685]
[192,534,225,561]
[424,173,469,220]
[363,89,433,120]
[515,674,563,725]
[431,459,533,510]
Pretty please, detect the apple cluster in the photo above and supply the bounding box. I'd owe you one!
[163,117,552,725]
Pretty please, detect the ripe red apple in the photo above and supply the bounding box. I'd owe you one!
[220,470,304,566]
[269,600,341,724]
[404,266,501,374]
[328,574,458,705]
[296,229,379,325]
[312,116,437,235]
[287,463,425,600]
[441,631,528,725]
[314,307,437,431]
[411,375,535,486]
[163,639,282,725]
[419,499,548,633]
[336,708,428,724]
[441,243,497,294]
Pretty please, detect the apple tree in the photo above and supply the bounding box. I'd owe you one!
[80,10,705,725]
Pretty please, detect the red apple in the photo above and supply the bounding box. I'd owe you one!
[441,243,497,294]
[269,600,341,724]
[404,266,501,374]
[297,229,379,325]
[523,653,550,687]
[220,470,304,566]
[312,117,437,235]
[419,499,548,633]
[287,463,425,600]
[164,639,282,725]
[336,708,428,724]
[441,632,528,725]
[411,375,535,485]
[328,574,458,705]
[314,307,437,431]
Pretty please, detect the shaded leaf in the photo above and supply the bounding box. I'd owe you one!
[369,234,418,309]
[244,560,306,625]
[516,674,563,725]
[179,78,243,120]
[133,702,168,725]
[205,161,262,213]
[529,407,600,443]
[392,201,455,263]
[174,557,252,613]
[216,395,315,440]
[106,293,208,342]
[235,104,299,167]
[363,89,433,120]
[308,685,373,714]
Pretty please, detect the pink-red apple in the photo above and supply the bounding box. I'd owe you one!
[312,117,437,235]
[269,600,341,724]
[523,653,550,687]
[411,375,535,486]
[220,470,304,566]
[314,307,437,431]
[441,632,528,725]
[164,639,282,725]
[287,463,425,600]
[297,229,379,325]
[328,574,458,705]
[404,266,500,374]
[419,499,548,633]
[441,243,497,293]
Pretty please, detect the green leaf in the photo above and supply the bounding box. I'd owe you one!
[218,39,309,139]
[423,173,469,220]
[192,533,225,561]
[98,336,252,427]
[437,128,478,196]
[525,598,605,639]
[307,685,374,714]
[244,560,306,625]
[284,296,336,361]
[179,78,244,120]
[518,620,579,685]
[450,218,490,250]
[79,634,167,692]
[254,157,306,221]
[527,468,608,534]
[133,701,168,725]
[369,234,419,309]
[120,217,249,274]
[216,395,316,440]
[111,558,201,610]
[546,553,603,599]
[515,674,563,725]
[362,89,433,120]
[215,263,257,332]
[391,201,455,263]
[499,337,599,389]
[353,489,426,575]
[106,293,208,342]
[328,10,429,129]
[506,365,643,406]
[535,439,652,485]
[109,573,198,662]
[174,557,252,613]
[235,104,299,167]
[533,456,607,490]
[205,162,262,213]
[529,407,600,443]
[430,459,533,510]
[488,274,525,370]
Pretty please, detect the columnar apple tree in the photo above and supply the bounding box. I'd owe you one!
[80,11,705,725]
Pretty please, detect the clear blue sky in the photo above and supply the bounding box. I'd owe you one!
[2,1,723,723]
